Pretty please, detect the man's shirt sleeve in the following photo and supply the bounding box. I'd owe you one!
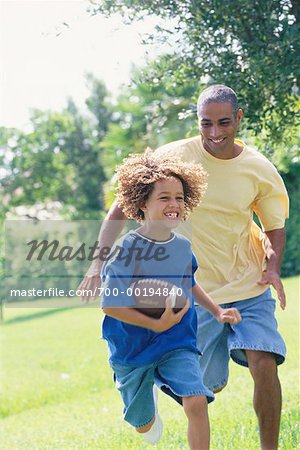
[252,164,289,231]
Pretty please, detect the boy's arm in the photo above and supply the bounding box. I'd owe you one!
[192,283,241,325]
[78,201,127,302]
[103,298,190,333]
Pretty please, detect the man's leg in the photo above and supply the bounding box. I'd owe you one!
[228,291,286,449]
[182,395,210,450]
[246,350,282,450]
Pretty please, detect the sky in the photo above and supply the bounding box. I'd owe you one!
[0,0,162,130]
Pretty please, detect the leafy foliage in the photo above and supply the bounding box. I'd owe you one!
[101,65,199,178]
[90,0,300,145]
[1,1,299,274]
[0,78,112,220]
[89,0,300,276]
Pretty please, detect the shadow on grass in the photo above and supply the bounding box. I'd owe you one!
[1,307,74,326]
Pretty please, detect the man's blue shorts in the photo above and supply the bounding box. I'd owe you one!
[110,349,214,428]
[196,288,286,392]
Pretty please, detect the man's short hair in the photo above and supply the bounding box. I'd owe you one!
[197,84,239,117]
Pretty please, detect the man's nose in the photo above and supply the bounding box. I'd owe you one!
[210,125,220,137]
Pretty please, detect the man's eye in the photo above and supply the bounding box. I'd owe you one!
[220,121,231,126]
[201,122,211,128]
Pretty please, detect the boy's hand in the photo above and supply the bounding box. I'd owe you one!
[215,307,242,325]
[151,297,190,333]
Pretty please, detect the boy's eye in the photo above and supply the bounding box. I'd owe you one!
[177,197,184,201]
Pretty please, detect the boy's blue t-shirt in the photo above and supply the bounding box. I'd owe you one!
[101,230,200,366]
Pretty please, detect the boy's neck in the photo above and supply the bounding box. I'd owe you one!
[137,223,173,242]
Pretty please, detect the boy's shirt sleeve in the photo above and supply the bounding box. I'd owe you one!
[182,251,198,291]
[191,252,199,287]
[101,249,136,308]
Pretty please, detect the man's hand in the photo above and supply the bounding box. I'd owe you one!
[77,271,101,303]
[257,270,286,310]
[215,307,242,325]
[151,298,190,333]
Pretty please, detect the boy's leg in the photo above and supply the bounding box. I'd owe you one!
[135,417,155,433]
[182,395,209,450]
[155,349,214,404]
[137,414,163,444]
[136,385,163,444]
[155,349,214,448]
[111,362,158,432]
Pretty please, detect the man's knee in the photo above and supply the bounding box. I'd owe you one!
[246,351,278,382]
[182,395,208,418]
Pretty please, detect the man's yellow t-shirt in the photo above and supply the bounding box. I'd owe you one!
[154,136,289,304]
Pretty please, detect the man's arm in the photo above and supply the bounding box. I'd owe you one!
[257,227,286,309]
[78,201,127,302]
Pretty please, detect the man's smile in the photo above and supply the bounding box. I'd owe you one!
[209,137,226,144]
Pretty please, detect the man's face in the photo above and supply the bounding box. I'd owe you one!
[198,102,242,158]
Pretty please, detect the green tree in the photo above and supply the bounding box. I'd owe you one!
[0,79,113,306]
[90,0,300,276]
[90,0,300,147]
[101,65,199,177]
[85,73,113,138]
[0,78,112,220]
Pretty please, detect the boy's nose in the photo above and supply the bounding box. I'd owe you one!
[168,199,180,207]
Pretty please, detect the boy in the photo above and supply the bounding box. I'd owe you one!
[101,150,241,449]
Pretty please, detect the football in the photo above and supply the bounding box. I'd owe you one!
[131,278,188,318]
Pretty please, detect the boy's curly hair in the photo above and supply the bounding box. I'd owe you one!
[115,149,207,223]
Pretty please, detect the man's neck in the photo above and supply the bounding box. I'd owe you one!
[201,137,244,160]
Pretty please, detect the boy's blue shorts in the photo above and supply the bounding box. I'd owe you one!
[196,288,286,392]
[110,349,214,428]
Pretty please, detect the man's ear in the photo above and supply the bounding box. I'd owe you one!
[237,108,243,125]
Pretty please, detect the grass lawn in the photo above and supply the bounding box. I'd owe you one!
[0,277,299,449]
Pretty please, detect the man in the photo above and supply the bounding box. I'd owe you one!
[79,85,289,449]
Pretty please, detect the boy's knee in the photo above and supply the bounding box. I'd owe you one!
[213,383,227,394]
[182,395,208,418]
[135,417,155,433]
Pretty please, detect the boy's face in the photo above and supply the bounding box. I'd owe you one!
[142,177,185,229]
[198,101,242,158]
